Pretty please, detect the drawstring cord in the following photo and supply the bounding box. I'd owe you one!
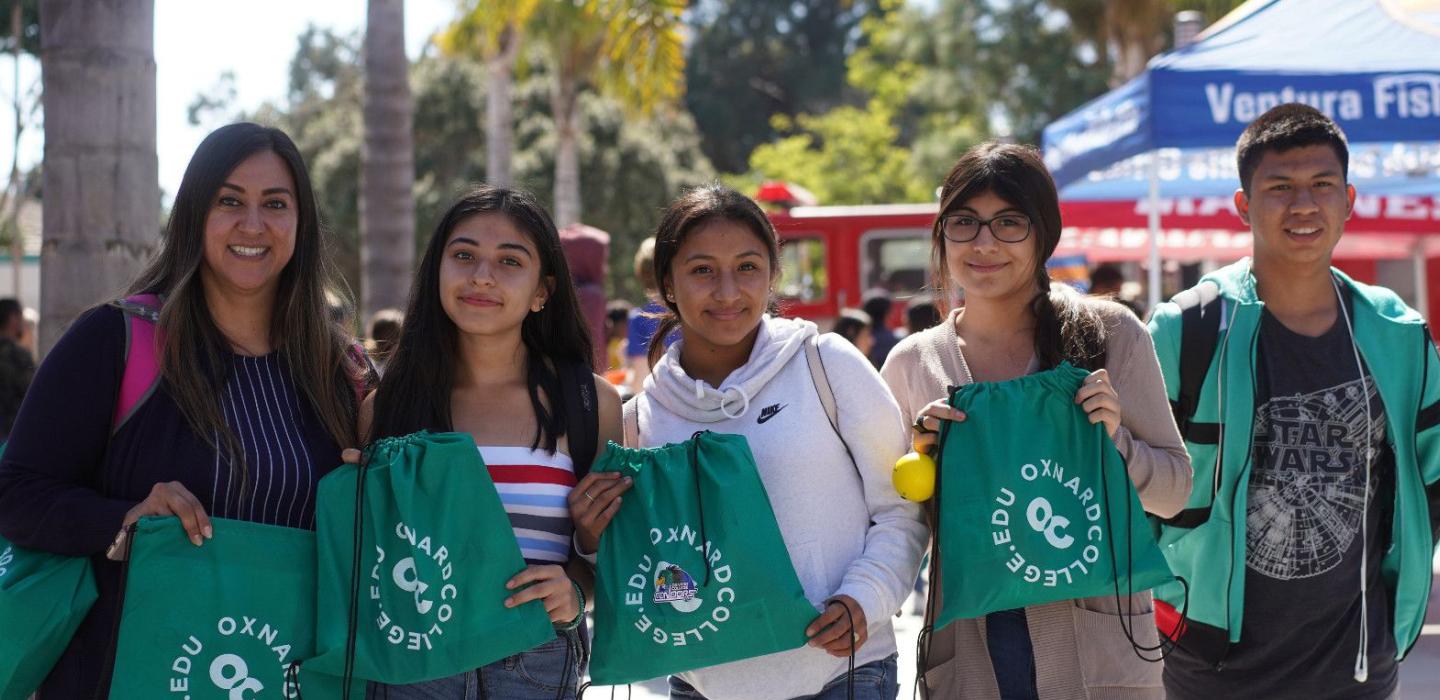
[1333,275,1373,684]
[915,387,957,700]
[689,432,714,585]
[719,385,750,420]
[1097,431,1188,663]
[834,600,857,700]
[341,441,376,699]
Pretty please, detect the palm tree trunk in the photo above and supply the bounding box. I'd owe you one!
[552,72,582,228]
[38,0,158,355]
[484,24,520,186]
[361,0,416,322]
[7,2,25,300]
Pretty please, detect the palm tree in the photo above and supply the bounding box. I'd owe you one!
[1054,0,1246,85]
[38,0,158,353]
[438,0,540,187]
[532,0,685,227]
[361,0,415,321]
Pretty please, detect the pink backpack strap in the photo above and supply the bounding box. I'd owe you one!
[345,341,372,405]
[111,294,164,433]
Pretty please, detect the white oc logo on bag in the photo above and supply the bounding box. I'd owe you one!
[371,521,457,652]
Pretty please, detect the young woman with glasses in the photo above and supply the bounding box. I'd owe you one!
[879,143,1192,700]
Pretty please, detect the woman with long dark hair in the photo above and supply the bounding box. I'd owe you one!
[880,143,1191,699]
[574,184,927,700]
[361,185,622,698]
[0,122,367,697]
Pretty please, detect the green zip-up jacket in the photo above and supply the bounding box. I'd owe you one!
[1148,259,1440,659]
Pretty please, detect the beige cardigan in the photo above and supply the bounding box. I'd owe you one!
[881,302,1192,700]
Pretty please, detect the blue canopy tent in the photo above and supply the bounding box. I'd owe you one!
[1042,0,1440,310]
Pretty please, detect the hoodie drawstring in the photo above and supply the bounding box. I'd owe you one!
[1333,274,1373,684]
[688,432,714,586]
[719,385,751,420]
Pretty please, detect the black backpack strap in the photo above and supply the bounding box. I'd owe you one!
[1172,281,1223,446]
[1161,281,1223,529]
[562,362,599,480]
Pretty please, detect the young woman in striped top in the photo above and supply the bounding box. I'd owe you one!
[0,123,368,698]
[361,186,622,699]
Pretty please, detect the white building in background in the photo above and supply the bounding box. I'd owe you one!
[0,197,42,310]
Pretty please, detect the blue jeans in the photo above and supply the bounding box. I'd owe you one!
[366,629,583,699]
[985,608,1038,700]
[667,654,899,700]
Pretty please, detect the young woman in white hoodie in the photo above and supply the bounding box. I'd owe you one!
[569,184,928,700]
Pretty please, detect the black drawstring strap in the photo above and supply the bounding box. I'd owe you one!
[1097,438,1189,662]
[689,431,713,586]
[285,661,304,699]
[343,442,378,698]
[577,680,632,699]
[555,628,579,700]
[915,388,957,700]
[95,522,139,700]
[836,601,857,700]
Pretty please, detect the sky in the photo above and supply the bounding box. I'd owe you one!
[0,0,457,202]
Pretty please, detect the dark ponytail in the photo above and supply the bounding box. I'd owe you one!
[933,142,1107,369]
[647,184,783,367]
[1031,284,1107,371]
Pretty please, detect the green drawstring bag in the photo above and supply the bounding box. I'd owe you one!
[0,535,97,700]
[588,432,818,685]
[932,362,1174,628]
[108,516,341,699]
[304,431,555,688]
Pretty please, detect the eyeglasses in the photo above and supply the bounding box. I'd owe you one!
[939,213,1033,243]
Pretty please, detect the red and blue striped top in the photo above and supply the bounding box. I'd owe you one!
[480,445,576,565]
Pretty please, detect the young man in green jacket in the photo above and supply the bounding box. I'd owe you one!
[1149,103,1440,700]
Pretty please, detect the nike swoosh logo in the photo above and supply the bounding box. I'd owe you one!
[757,403,787,424]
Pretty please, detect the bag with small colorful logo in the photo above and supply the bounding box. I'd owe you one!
[304,431,555,688]
[107,516,341,699]
[931,362,1174,627]
[588,432,817,685]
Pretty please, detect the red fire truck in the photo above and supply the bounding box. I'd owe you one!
[766,193,1440,327]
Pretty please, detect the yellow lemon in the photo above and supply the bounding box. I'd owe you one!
[892,451,936,502]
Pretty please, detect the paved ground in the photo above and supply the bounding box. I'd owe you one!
[586,554,1440,699]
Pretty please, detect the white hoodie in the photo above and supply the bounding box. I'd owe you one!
[631,316,928,700]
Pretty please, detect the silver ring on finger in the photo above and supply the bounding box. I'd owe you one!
[851,632,860,644]
[584,490,596,502]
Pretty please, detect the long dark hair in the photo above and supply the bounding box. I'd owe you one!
[368,186,593,450]
[128,122,363,490]
[647,184,782,366]
[931,142,1106,370]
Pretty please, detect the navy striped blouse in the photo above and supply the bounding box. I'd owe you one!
[213,353,328,529]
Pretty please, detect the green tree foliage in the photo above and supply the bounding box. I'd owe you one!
[507,51,713,300]
[735,0,1118,204]
[1051,0,1249,84]
[203,28,711,302]
[0,0,39,55]
[684,0,878,173]
[744,104,932,205]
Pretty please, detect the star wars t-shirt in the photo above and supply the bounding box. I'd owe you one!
[1167,292,1397,700]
